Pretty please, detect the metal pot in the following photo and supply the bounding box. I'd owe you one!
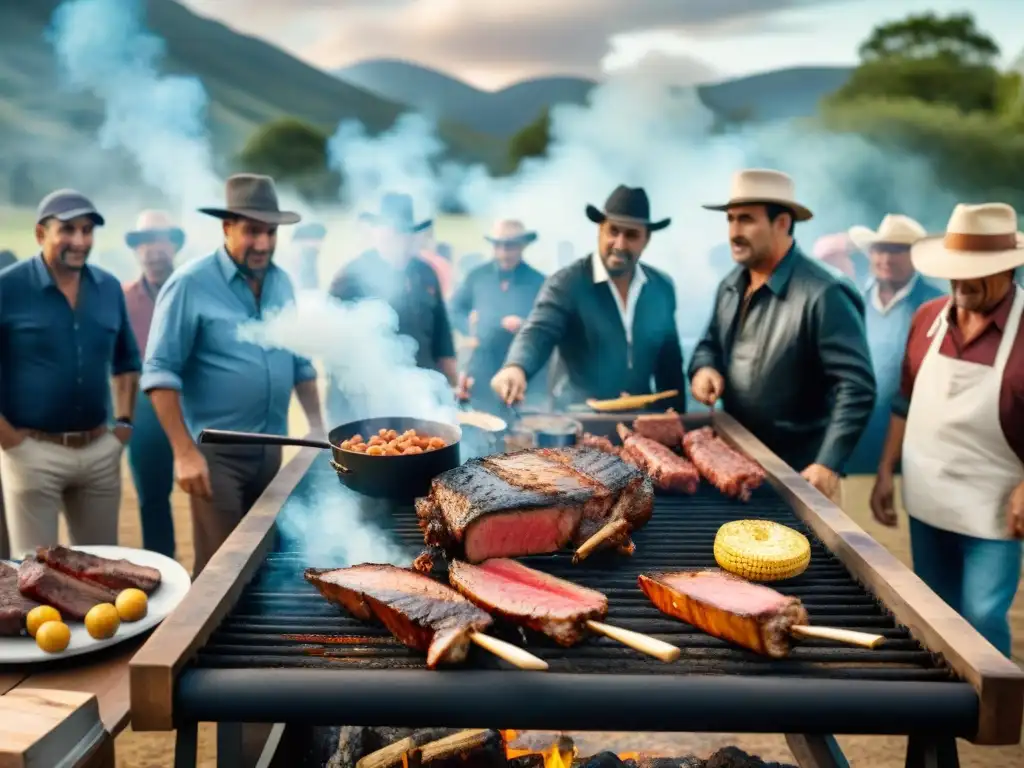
[506,414,582,451]
[456,410,508,461]
[198,416,461,500]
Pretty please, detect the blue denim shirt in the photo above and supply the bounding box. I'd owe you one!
[0,255,141,432]
[141,249,317,440]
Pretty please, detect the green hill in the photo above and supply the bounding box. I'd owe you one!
[0,0,504,203]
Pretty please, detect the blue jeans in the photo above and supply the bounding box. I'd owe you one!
[908,516,1022,657]
[127,392,176,558]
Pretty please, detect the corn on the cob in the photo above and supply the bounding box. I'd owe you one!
[713,520,811,582]
[586,390,679,412]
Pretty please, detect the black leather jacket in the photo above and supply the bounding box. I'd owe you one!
[688,246,876,472]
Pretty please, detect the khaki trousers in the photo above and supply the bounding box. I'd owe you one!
[189,443,281,577]
[0,432,123,558]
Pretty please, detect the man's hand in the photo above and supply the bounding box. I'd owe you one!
[455,373,474,403]
[1007,481,1024,539]
[491,366,527,405]
[174,446,213,500]
[691,367,725,406]
[0,429,28,451]
[870,471,898,527]
[500,315,524,333]
[801,463,841,504]
[112,424,133,445]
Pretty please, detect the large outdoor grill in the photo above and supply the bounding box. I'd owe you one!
[130,413,1024,768]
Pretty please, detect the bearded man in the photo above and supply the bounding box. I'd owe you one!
[142,174,324,575]
[492,186,686,412]
[689,170,876,503]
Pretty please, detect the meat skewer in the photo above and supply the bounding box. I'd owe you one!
[417,447,653,563]
[448,559,680,662]
[682,428,766,502]
[632,409,685,449]
[638,569,885,659]
[616,424,700,494]
[305,564,548,670]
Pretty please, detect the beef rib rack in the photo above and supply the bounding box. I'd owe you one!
[416,447,654,563]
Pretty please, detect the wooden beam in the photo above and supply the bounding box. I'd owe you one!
[129,446,319,731]
[712,411,1024,745]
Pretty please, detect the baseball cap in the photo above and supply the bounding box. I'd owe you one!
[35,189,105,227]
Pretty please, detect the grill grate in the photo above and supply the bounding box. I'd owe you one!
[194,457,954,682]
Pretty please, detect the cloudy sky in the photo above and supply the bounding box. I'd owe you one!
[183,0,1024,90]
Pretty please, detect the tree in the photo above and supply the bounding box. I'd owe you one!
[238,118,338,199]
[507,108,551,171]
[832,13,1008,114]
[858,12,999,66]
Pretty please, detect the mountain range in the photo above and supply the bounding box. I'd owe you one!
[0,0,854,203]
[335,59,855,137]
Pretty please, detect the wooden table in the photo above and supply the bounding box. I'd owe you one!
[0,637,144,767]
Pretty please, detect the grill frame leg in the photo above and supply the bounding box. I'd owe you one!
[785,734,850,768]
[175,722,199,768]
[905,735,960,768]
[217,722,244,768]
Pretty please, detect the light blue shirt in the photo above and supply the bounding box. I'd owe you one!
[141,249,316,440]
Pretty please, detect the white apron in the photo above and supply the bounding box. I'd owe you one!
[902,285,1024,540]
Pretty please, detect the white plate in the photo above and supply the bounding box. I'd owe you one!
[0,545,191,664]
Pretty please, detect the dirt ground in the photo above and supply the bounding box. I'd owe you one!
[107,444,1024,767]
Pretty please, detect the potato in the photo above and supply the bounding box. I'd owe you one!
[35,621,71,653]
[115,588,149,622]
[26,605,61,638]
[84,603,120,640]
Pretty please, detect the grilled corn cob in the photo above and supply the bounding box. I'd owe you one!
[713,520,811,582]
[586,390,680,412]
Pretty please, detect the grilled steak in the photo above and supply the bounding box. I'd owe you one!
[449,559,607,646]
[632,409,685,449]
[616,424,700,494]
[416,447,653,563]
[36,545,162,594]
[682,428,766,502]
[0,561,39,636]
[639,569,808,658]
[580,433,619,454]
[304,564,493,668]
[18,560,119,620]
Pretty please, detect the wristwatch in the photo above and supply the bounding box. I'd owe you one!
[115,418,134,431]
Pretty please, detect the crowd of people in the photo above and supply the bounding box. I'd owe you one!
[0,166,1021,658]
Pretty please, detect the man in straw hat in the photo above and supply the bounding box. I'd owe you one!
[123,210,186,558]
[142,174,324,576]
[844,214,942,475]
[326,192,458,422]
[690,169,876,503]
[450,219,546,415]
[0,189,141,556]
[492,185,686,412]
[871,202,1024,656]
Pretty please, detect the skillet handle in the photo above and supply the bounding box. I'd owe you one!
[198,429,334,450]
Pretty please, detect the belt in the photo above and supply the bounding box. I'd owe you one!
[27,425,109,449]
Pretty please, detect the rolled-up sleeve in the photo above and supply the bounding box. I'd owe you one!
[293,354,318,384]
[111,285,141,375]
[141,274,195,392]
[811,283,877,472]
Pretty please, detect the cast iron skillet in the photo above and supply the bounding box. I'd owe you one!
[198,417,461,500]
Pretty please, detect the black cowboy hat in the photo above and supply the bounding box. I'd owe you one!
[359,192,432,233]
[483,219,538,246]
[199,174,301,225]
[586,185,671,232]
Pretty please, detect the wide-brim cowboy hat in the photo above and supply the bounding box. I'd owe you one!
[199,173,301,225]
[484,219,538,246]
[848,213,926,253]
[586,185,671,232]
[911,202,1024,280]
[359,192,432,233]
[703,168,813,222]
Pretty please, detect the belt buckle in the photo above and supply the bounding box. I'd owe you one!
[61,432,84,448]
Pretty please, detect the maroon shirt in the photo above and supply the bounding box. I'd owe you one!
[122,278,158,358]
[893,290,1024,463]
